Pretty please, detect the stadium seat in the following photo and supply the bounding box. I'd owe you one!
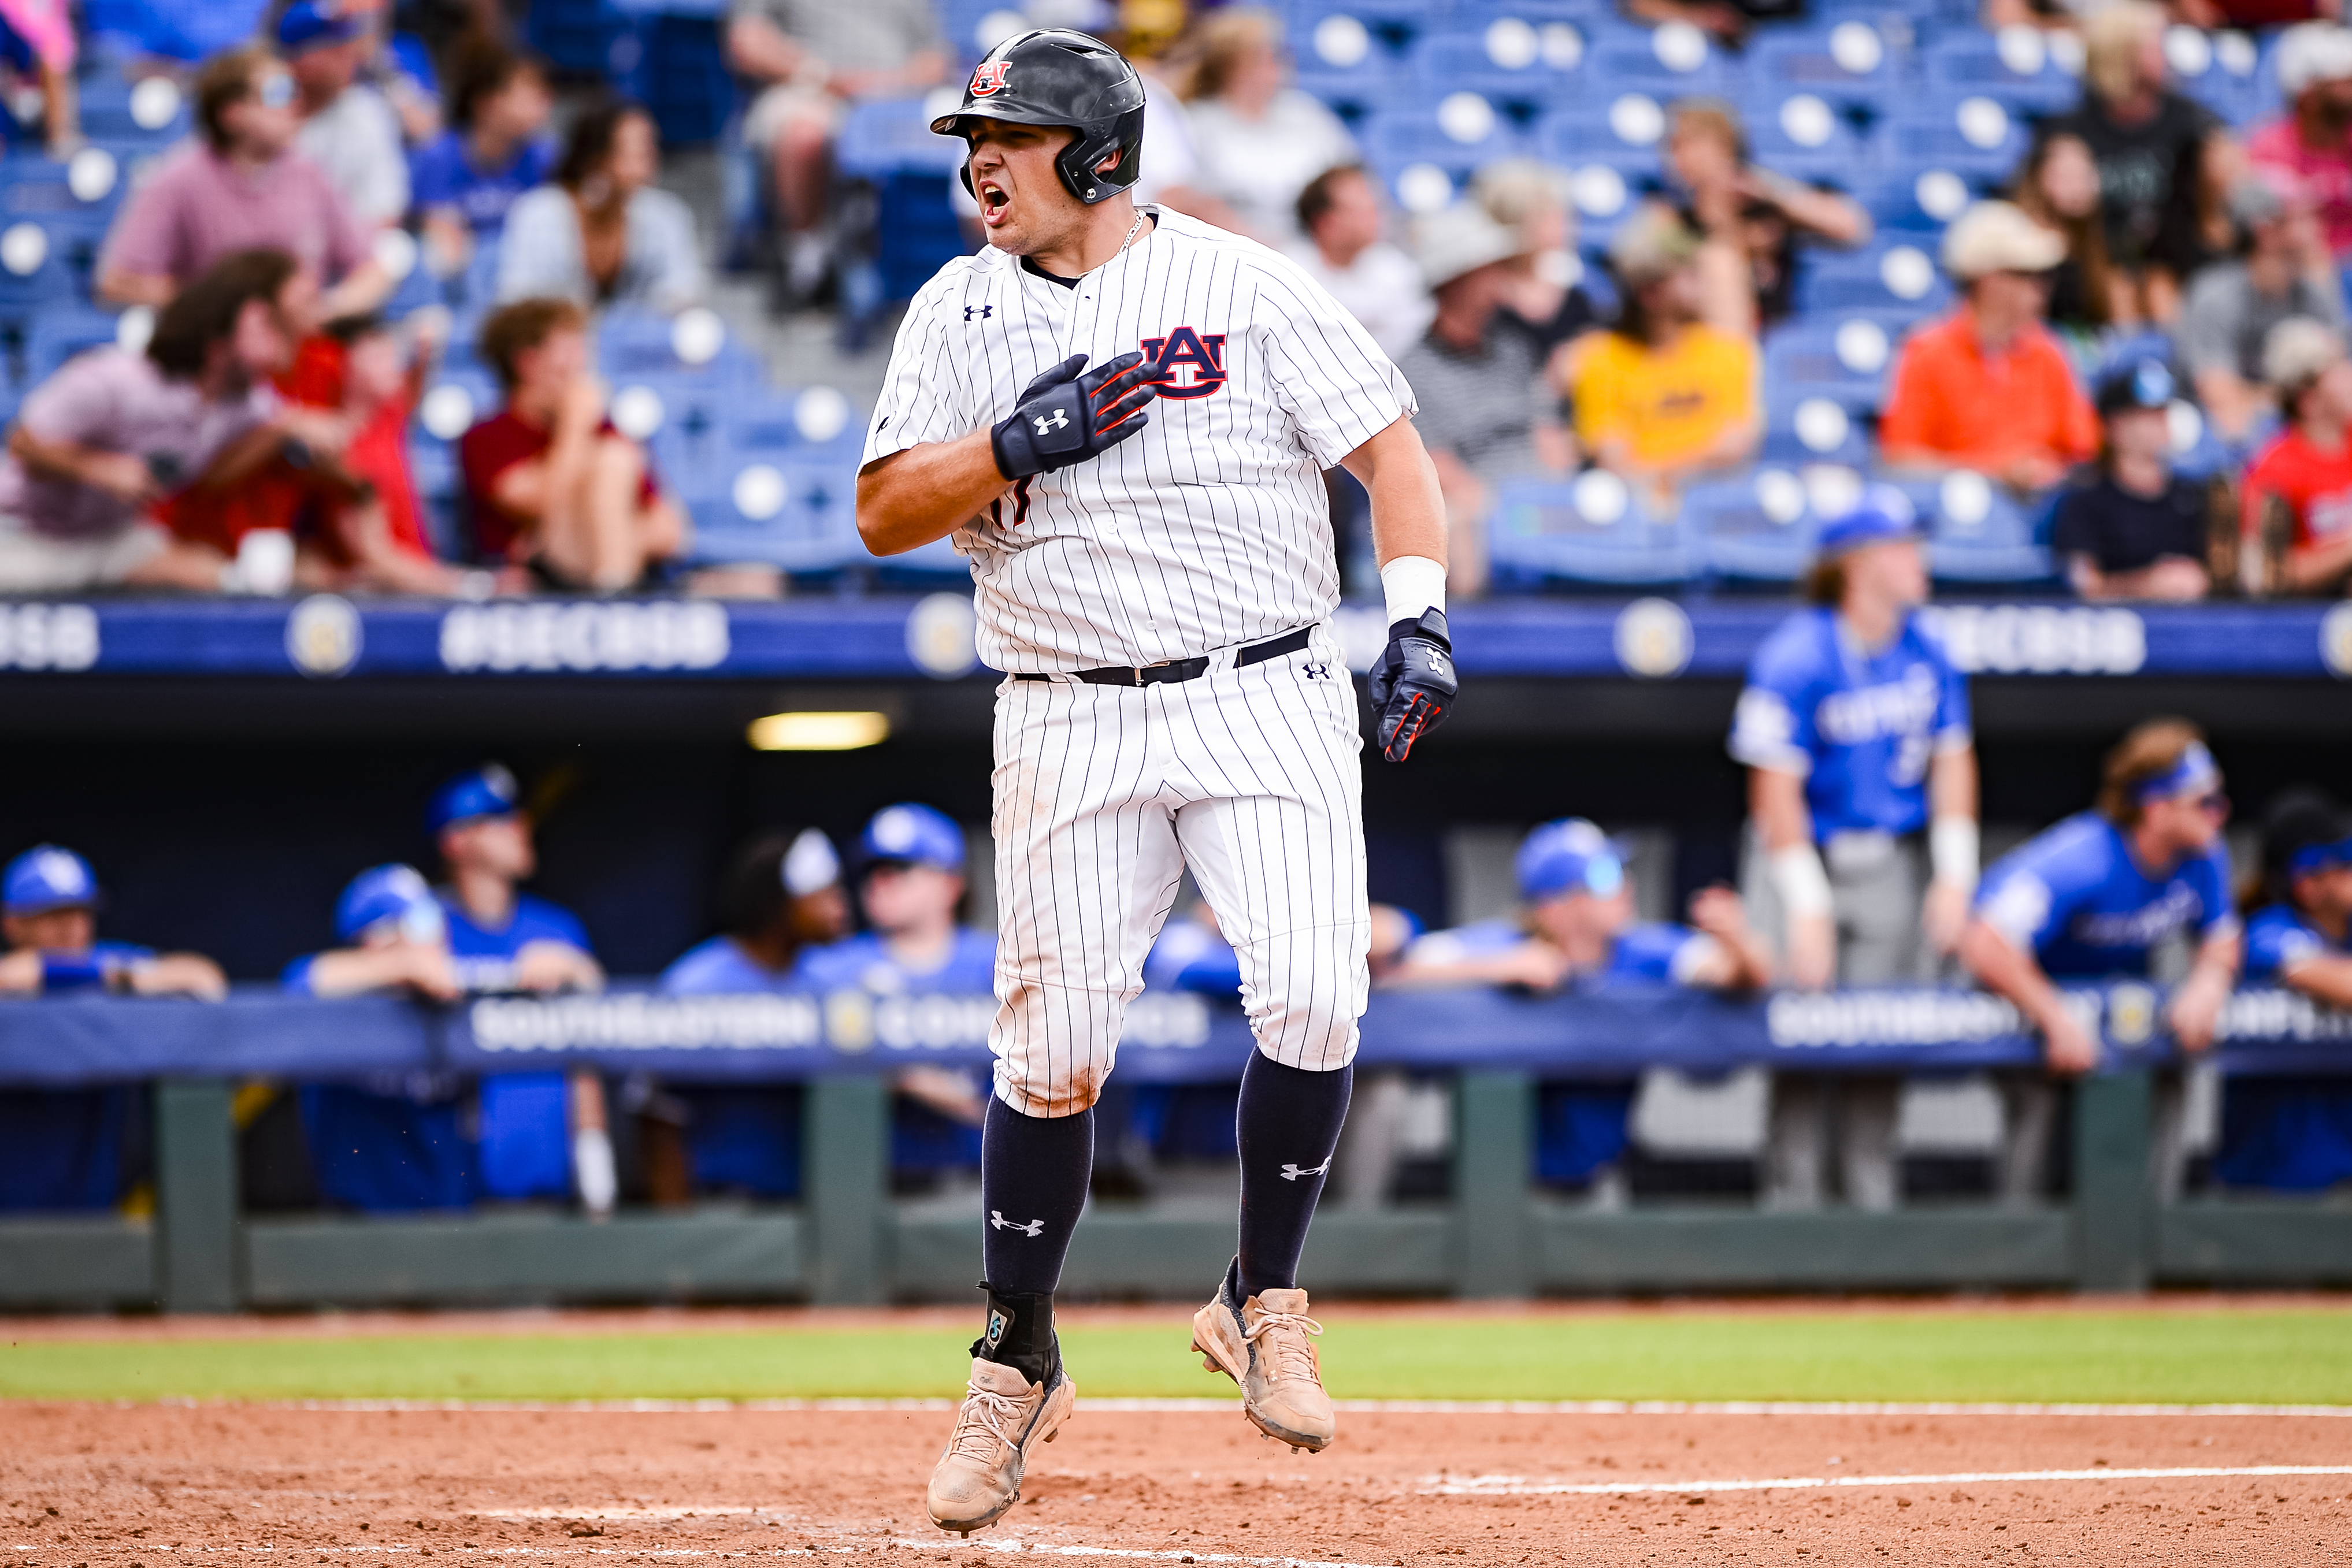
[686,451,865,575]
[1920,28,2083,117]
[1289,8,1412,122]
[1743,92,1875,188]
[1409,23,1588,116]
[0,150,132,269]
[1361,101,1528,187]
[1861,165,1979,234]
[1882,97,2034,188]
[937,0,1022,62]
[2162,25,2269,128]
[1901,470,2058,586]
[834,96,968,181]
[525,0,635,76]
[1535,94,1674,184]
[24,307,130,382]
[1486,469,1702,589]
[1791,236,1952,317]
[1745,22,1905,117]
[1687,465,1857,584]
[1763,385,1873,467]
[1582,20,1731,99]
[82,0,269,60]
[598,306,765,387]
[1761,312,1905,413]
[75,69,191,144]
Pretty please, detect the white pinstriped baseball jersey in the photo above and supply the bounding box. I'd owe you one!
[861,206,1415,672]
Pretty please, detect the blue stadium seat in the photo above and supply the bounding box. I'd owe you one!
[1902,470,2058,586]
[1409,24,1587,114]
[835,96,967,180]
[24,307,128,382]
[83,0,269,60]
[1534,93,1672,183]
[1743,92,1875,188]
[1290,14,1411,123]
[1761,311,1904,413]
[607,8,737,146]
[937,0,1021,62]
[598,306,765,387]
[1791,236,1952,317]
[0,239,76,331]
[1921,31,2082,117]
[1883,98,2034,188]
[1861,165,1979,234]
[687,451,865,575]
[1582,21,1731,98]
[0,150,132,265]
[1487,470,1702,589]
[1745,22,1905,116]
[526,0,635,76]
[1763,385,1873,467]
[2162,25,2270,129]
[75,69,192,144]
[1361,102,1527,184]
[1688,466,1835,584]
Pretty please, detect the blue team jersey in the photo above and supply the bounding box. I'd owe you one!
[799,928,999,994]
[439,891,593,991]
[1407,918,1707,986]
[1974,812,2236,979]
[1728,607,1971,840]
[409,131,556,235]
[2244,904,2341,981]
[660,935,797,995]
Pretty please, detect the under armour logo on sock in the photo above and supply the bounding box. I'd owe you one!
[1278,1158,1333,1182]
[990,1210,1046,1236]
[1034,408,1069,435]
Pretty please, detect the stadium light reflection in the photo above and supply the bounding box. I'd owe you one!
[746,711,891,750]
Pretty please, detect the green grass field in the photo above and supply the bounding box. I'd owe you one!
[6,1307,2350,1406]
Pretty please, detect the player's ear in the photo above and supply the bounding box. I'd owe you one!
[1095,150,1120,174]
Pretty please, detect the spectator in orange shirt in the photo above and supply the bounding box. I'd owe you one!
[1880,202,2102,494]
[2240,316,2352,595]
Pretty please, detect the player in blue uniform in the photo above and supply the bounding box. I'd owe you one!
[1960,719,2241,1201]
[285,864,477,1210]
[653,828,851,1201]
[0,845,226,1212]
[1385,819,1774,1201]
[802,804,997,1175]
[1728,489,1980,1212]
[2216,792,2352,1191]
[427,765,614,1216]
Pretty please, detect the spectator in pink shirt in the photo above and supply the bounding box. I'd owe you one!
[2249,23,2352,259]
[96,43,390,322]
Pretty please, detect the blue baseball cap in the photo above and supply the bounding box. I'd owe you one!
[2097,356,2176,417]
[1515,818,1626,904]
[276,0,363,54]
[426,764,520,835]
[860,802,965,872]
[1815,484,1924,558]
[334,864,446,944]
[3,845,98,915]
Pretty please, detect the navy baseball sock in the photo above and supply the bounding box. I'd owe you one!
[977,1095,1092,1381]
[1234,1051,1354,1300]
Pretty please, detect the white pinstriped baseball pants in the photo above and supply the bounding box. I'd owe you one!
[988,621,1369,1119]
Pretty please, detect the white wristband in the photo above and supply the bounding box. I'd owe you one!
[1930,815,1980,891]
[1380,554,1446,626]
[573,1127,617,1218]
[1769,843,1834,917]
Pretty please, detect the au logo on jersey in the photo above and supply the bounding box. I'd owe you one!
[969,61,1010,96]
[1140,327,1229,399]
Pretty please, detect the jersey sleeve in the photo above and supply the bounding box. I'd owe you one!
[1726,622,1819,774]
[281,954,322,997]
[1923,620,1972,749]
[1249,260,1416,468]
[1976,828,2090,959]
[2244,906,2325,981]
[862,270,980,467]
[1607,922,1702,985]
[2189,842,2240,942]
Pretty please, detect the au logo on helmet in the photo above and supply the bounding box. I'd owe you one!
[970,61,1011,96]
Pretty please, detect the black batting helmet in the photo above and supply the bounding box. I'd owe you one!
[930,28,1145,206]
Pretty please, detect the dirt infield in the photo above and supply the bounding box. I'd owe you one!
[7,1400,2349,1566]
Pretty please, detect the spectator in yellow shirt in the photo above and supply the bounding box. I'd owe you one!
[1564,205,1761,507]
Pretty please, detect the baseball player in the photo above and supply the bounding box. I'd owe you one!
[1727,491,1979,1213]
[1960,719,2240,1201]
[853,28,1455,1535]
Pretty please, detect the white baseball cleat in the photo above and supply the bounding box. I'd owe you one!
[925,1357,1075,1536]
[1190,1279,1334,1452]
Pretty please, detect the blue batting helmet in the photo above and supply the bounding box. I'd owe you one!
[335,864,446,944]
[2,845,99,915]
[426,764,521,835]
[859,802,966,872]
[1515,819,1626,904]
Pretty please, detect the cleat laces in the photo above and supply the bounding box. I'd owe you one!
[947,1377,1027,1463]
[1244,1307,1324,1381]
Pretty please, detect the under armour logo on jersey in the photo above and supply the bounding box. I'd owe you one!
[964,303,993,321]
[969,61,1011,96]
[1034,408,1069,435]
[1303,660,1332,680]
[1140,327,1230,400]
[989,1210,1045,1236]
[1278,1158,1333,1182]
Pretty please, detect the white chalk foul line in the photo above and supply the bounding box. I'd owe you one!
[203,1397,2352,1418]
[886,1540,1394,1568]
[1422,1463,2352,1497]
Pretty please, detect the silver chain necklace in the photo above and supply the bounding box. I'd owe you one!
[1116,208,1148,257]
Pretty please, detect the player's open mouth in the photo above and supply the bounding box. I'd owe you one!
[978,181,1011,227]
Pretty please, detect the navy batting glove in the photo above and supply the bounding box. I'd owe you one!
[991,350,1166,480]
[1367,608,1456,763]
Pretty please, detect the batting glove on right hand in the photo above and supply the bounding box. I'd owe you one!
[990,351,1166,480]
[1367,608,1456,763]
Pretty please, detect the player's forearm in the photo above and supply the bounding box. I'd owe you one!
[1748,766,1815,854]
[1341,415,1446,569]
[856,435,1013,556]
[2283,955,2352,1008]
[1959,920,2068,1033]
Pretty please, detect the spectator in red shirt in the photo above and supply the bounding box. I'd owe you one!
[2247,23,2352,260]
[459,298,685,591]
[2242,316,2352,595]
[96,44,390,322]
[1880,202,2102,493]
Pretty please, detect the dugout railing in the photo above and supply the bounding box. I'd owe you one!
[5,985,2351,1311]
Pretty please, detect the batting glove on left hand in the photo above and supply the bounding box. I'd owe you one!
[1367,608,1456,763]
[990,351,1167,480]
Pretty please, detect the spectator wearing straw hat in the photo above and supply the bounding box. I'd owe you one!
[2240,315,2352,595]
[1880,201,2101,492]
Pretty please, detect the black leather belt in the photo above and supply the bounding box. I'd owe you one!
[1016,625,1315,687]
